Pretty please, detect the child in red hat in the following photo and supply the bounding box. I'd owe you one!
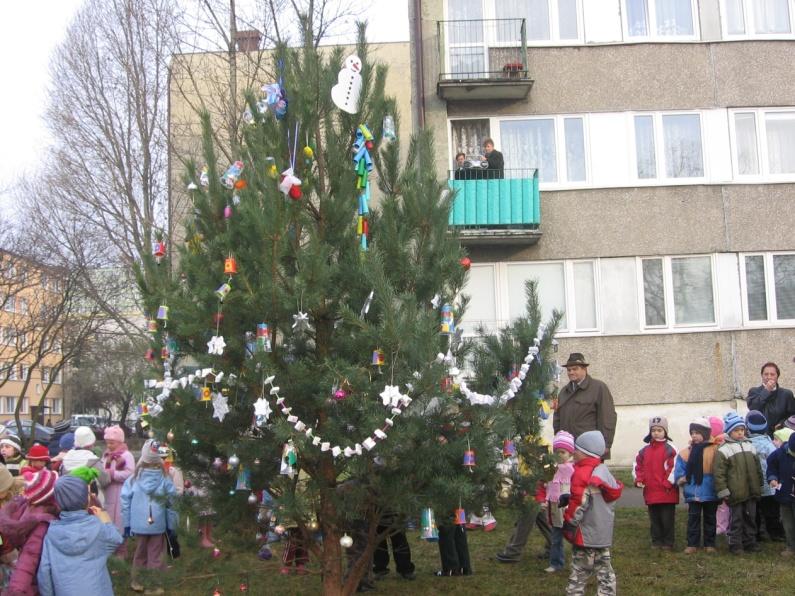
[21,445,51,476]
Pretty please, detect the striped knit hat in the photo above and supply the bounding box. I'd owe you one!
[552,431,575,454]
[26,444,51,462]
[24,469,58,505]
[723,411,746,435]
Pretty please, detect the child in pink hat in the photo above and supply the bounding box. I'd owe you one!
[536,431,575,573]
[99,425,135,558]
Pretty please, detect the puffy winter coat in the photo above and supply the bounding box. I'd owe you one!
[0,497,57,596]
[748,433,777,497]
[98,449,135,533]
[633,440,679,505]
[766,446,795,504]
[713,437,764,506]
[674,442,718,502]
[563,456,623,548]
[121,468,177,535]
[36,510,122,596]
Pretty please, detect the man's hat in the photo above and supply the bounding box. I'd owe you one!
[564,353,589,368]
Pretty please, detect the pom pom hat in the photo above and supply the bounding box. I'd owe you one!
[723,411,745,435]
[24,469,57,505]
[745,410,768,434]
[552,431,575,454]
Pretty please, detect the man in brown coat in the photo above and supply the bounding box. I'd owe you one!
[553,353,617,460]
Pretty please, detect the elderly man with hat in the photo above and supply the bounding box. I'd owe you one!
[553,353,617,460]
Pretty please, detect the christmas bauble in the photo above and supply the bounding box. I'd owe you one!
[303,146,314,160]
[460,256,472,270]
[289,185,302,200]
[166,430,175,442]
[340,533,353,548]
[254,458,260,465]
[308,520,319,531]
[247,493,258,505]
[365,140,374,150]
[228,454,240,468]
[212,547,222,559]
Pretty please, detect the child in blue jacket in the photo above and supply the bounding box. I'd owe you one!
[121,440,177,594]
[674,417,719,553]
[37,475,122,596]
[767,433,795,557]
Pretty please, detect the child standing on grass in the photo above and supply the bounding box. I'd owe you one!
[537,431,575,573]
[713,411,764,554]
[745,410,785,542]
[563,431,623,596]
[766,433,795,557]
[675,417,719,553]
[121,440,178,595]
[633,416,679,550]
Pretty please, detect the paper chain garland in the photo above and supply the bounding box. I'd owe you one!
[458,343,542,406]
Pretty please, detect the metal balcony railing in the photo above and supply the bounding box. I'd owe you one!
[437,18,528,82]
[448,168,540,228]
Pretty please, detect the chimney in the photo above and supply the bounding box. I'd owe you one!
[235,30,262,52]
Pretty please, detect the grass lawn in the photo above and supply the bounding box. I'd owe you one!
[110,507,795,595]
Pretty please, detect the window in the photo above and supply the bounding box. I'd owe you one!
[451,119,491,163]
[19,365,29,381]
[42,367,50,383]
[572,261,597,329]
[3,362,17,381]
[633,113,704,180]
[53,369,62,384]
[624,0,696,39]
[506,262,567,327]
[495,0,581,42]
[4,397,16,415]
[20,398,28,415]
[640,256,716,327]
[731,109,795,177]
[51,398,62,415]
[500,116,587,183]
[743,253,795,322]
[722,0,794,36]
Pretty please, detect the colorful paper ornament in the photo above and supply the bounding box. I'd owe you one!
[463,449,476,468]
[280,442,297,478]
[201,387,212,402]
[224,257,238,275]
[265,157,277,179]
[279,167,302,198]
[256,323,272,352]
[454,507,467,526]
[147,319,158,333]
[234,179,247,190]
[371,348,385,368]
[152,241,166,264]
[382,114,396,140]
[253,397,272,426]
[215,283,232,301]
[160,346,169,360]
[224,204,233,219]
[502,439,517,458]
[440,304,455,335]
[212,391,230,422]
[212,547,222,559]
[420,508,439,542]
[156,305,169,321]
[221,161,244,189]
[235,467,251,491]
[144,348,155,361]
[199,165,209,188]
[331,55,362,113]
[262,82,287,120]
[207,335,226,356]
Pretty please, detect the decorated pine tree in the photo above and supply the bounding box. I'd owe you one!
[139,25,560,596]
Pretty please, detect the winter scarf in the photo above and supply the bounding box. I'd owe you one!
[685,441,709,485]
[103,446,130,471]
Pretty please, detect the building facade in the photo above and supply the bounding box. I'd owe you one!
[411,0,795,463]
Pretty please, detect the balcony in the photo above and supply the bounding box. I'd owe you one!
[437,18,532,101]
[448,168,541,246]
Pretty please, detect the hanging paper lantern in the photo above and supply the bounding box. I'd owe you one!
[256,323,272,352]
[463,449,476,468]
[265,157,278,179]
[440,304,454,335]
[215,283,232,301]
[221,161,244,189]
[420,508,439,542]
[454,508,467,526]
[144,348,155,361]
[460,256,472,270]
[503,439,517,458]
[160,347,169,360]
[224,257,238,275]
[382,114,396,140]
[371,348,385,367]
[153,241,166,264]
[201,387,212,402]
[224,205,233,219]
[147,319,158,333]
[156,305,169,321]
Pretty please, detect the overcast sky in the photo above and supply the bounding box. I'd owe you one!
[0,0,409,215]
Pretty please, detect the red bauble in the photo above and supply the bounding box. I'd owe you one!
[289,185,302,200]
[365,140,374,150]
[460,256,472,270]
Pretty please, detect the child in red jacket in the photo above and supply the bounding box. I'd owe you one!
[563,431,623,596]
[633,416,679,549]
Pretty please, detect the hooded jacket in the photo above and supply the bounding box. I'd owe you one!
[36,510,122,596]
[766,445,795,505]
[563,456,623,548]
[747,432,777,497]
[633,439,679,505]
[120,468,177,535]
[60,449,100,474]
[0,497,57,596]
[674,441,718,502]
[713,436,764,505]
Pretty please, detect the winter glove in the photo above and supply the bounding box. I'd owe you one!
[557,494,570,508]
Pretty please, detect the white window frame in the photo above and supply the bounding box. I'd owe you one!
[720,0,795,39]
[564,259,601,333]
[637,254,719,331]
[728,108,795,181]
[739,252,795,325]
[621,0,700,41]
[631,111,707,184]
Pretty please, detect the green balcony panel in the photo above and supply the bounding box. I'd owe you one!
[448,170,540,227]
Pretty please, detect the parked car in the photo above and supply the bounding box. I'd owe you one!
[69,414,110,440]
[2,420,55,443]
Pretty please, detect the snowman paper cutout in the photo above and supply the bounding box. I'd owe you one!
[331,55,363,114]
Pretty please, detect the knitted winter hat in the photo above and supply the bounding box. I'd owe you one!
[774,427,794,444]
[26,444,51,461]
[73,427,95,448]
[689,417,711,442]
[59,433,75,452]
[644,415,670,442]
[552,431,575,454]
[723,411,745,435]
[709,416,724,439]
[745,410,768,434]
[138,439,162,466]
[0,435,22,454]
[103,425,125,443]
[54,475,88,512]
[785,415,795,431]
[53,419,71,433]
[575,430,605,458]
[24,469,57,505]
[69,466,100,485]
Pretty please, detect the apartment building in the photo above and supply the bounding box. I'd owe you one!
[1,253,65,425]
[410,0,795,462]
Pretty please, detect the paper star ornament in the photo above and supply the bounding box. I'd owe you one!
[207,335,226,355]
[212,391,229,422]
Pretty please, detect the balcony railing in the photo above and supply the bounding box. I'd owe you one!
[437,18,532,101]
[448,168,541,245]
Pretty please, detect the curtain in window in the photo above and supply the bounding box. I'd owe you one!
[773,255,795,319]
[634,115,657,178]
[656,0,694,35]
[626,0,649,36]
[765,113,795,174]
[744,255,768,320]
[564,118,586,181]
[672,257,715,324]
[734,113,759,175]
[662,114,703,178]
[754,0,791,34]
[724,0,746,33]
[496,0,550,40]
[451,119,490,163]
[642,259,666,326]
[500,119,557,182]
